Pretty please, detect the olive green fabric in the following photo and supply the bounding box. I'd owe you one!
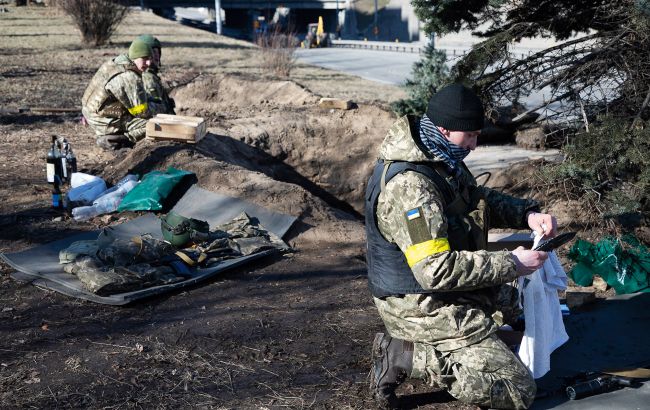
[62,234,181,296]
[197,212,290,265]
[128,39,153,60]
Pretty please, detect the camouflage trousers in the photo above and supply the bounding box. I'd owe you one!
[82,108,148,142]
[374,294,535,409]
[411,334,535,409]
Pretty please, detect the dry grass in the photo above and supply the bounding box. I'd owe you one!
[256,29,299,78]
[0,5,405,108]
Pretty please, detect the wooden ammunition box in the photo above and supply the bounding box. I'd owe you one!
[146,114,207,143]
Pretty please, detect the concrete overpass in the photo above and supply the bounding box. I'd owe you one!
[143,0,423,42]
[143,1,341,8]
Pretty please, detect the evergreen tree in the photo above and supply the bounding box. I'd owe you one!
[402,0,650,233]
[392,41,450,116]
[407,0,650,123]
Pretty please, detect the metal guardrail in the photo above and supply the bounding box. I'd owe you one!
[330,40,546,60]
[331,40,424,54]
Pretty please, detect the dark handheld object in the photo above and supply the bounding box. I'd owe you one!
[533,232,576,252]
[566,374,639,400]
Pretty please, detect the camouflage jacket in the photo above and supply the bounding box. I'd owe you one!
[372,115,538,350]
[82,54,164,121]
[142,69,175,114]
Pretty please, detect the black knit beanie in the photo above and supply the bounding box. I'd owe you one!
[426,84,485,131]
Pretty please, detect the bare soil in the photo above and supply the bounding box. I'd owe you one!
[0,5,596,410]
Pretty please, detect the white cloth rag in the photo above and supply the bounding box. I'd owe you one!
[517,233,570,379]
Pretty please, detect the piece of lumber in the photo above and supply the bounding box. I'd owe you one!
[0,106,79,114]
[146,114,207,144]
[318,97,352,110]
[565,287,596,309]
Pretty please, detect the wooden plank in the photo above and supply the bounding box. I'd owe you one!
[318,97,352,110]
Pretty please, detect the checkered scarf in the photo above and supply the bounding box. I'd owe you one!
[418,114,471,173]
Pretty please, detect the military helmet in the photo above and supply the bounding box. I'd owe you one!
[160,211,210,248]
[137,34,161,50]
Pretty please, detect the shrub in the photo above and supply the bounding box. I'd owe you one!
[256,28,298,78]
[391,41,450,116]
[540,116,650,229]
[59,0,129,46]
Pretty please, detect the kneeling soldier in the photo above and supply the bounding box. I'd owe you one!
[82,38,166,150]
[366,84,558,409]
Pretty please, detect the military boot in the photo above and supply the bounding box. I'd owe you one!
[96,134,134,151]
[370,332,413,409]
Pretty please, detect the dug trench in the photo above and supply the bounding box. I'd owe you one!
[0,73,542,409]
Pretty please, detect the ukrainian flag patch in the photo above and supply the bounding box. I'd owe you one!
[406,208,421,220]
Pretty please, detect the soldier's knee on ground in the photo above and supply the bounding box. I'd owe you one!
[489,375,536,410]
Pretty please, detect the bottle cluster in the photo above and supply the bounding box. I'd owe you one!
[46,135,77,209]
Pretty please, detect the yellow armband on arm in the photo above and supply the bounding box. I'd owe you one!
[404,238,450,267]
[128,102,148,116]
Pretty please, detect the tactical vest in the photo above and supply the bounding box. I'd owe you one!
[365,159,489,299]
[82,57,140,119]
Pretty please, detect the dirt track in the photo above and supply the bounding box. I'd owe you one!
[0,5,578,409]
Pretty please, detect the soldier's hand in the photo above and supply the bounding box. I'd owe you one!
[511,246,548,276]
[526,212,557,239]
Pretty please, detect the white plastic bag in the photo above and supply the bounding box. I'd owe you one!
[67,173,107,205]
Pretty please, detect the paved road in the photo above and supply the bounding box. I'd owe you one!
[465,145,561,176]
[295,48,419,85]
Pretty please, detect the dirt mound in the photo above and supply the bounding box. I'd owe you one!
[102,137,365,254]
[174,75,318,111]
[174,74,397,214]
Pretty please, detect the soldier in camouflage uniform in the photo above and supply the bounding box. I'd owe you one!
[82,39,167,150]
[137,34,175,115]
[366,84,558,409]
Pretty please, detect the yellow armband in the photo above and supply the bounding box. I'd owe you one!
[404,238,450,267]
[128,102,148,116]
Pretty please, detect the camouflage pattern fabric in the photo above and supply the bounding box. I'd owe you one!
[96,234,176,267]
[63,256,180,296]
[82,54,166,142]
[60,214,290,295]
[198,212,290,265]
[410,332,535,409]
[61,234,181,295]
[371,116,538,408]
[142,70,175,114]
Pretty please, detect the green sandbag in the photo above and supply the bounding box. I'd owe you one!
[568,235,650,295]
[117,167,194,212]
